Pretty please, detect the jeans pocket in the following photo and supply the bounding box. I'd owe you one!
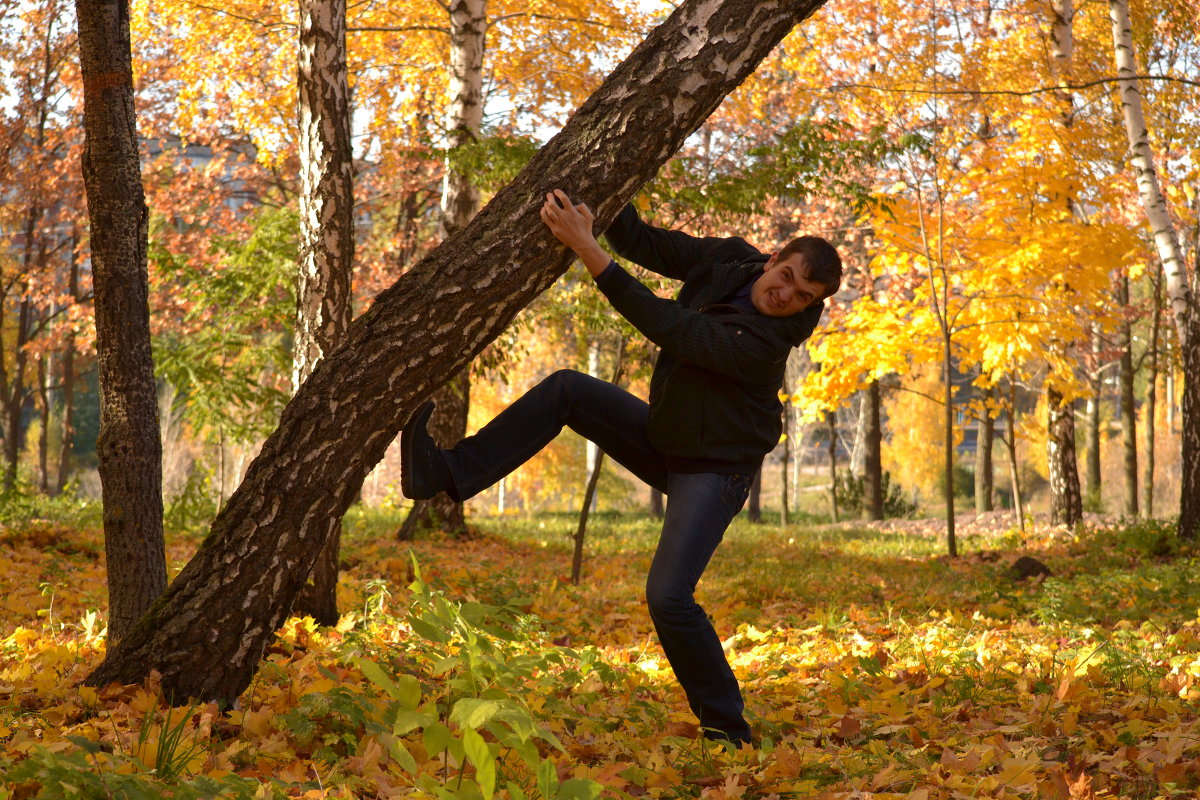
[721,472,753,510]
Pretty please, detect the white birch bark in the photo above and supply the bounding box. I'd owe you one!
[1108,0,1192,346]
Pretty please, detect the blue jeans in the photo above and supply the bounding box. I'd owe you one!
[442,369,755,742]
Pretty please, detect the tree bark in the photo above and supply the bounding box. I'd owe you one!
[1047,386,1082,527]
[1144,264,1160,516]
[747,467,762,523]
[649,488,664,519]
[1084,333,1101,503]
[55,234,79,496]
[942,343,956,557]
[74,0,167,643]
[38,354,50,494]
[1109,0,1199,537]
[1117,274,1138,516]
[572,340,623,584]
[975,384,994,513]
[862,379,882,520]
[400,0,487,539]
[850,389,867,478]
[6,253,35,491]
[827,411,839,522]
[292,0,355,626]
[1006,383,1025,534]
[85,0,832,702]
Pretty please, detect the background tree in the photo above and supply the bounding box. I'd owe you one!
[73,0,166,642]
[1108,0,1200,537]
[399,0,487,541]
[291,0,355,625]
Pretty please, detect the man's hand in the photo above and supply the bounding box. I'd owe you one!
[540,189,612,277]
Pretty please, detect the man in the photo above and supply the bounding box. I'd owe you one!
[402,189,842,745]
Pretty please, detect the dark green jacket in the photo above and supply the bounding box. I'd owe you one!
[596,205,825,474]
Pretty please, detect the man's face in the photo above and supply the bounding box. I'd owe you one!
[751,253,826,317]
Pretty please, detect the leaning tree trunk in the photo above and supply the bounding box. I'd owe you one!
[292,0,355,626]
[1047,386,1083,527]
[1109,0,1199,537]
[74,0,167,643]
[1117,273,1138,516]
[84,0,832,702]
[400,0,487,539]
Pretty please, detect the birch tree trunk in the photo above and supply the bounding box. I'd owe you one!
[1048,387,1083,527]
[400,0,487,539]
[1109,0,1200,537]
[85,0,831,702]
[292,0,355,625]
[74,0,167,643]
[1045,0,1083,529]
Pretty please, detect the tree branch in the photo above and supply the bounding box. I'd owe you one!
[487,12,627,31]
[819,74,1200,98]
[347,25,449,36]
[184,2,292,32]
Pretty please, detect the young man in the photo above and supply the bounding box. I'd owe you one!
[402,189,842,745]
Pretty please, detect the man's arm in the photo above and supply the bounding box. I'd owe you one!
[540,190,820,381]
[595,260,822,381]
[604,203,755,282]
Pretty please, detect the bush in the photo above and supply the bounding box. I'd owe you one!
[934,463,975,501]
[834,469,918,519]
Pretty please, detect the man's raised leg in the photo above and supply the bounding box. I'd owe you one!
[403,369,668,502]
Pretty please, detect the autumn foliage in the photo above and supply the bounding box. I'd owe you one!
[5,509,1200,798]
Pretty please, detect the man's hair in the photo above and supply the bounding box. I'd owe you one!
[778,236,843,300]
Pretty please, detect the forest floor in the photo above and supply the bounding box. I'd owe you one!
[2,501,1200,799]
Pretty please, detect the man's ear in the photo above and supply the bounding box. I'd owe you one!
[764,252,779,269]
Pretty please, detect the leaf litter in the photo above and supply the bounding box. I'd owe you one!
[1,510,1200,798]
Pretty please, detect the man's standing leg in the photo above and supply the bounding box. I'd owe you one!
[645,470,754,744]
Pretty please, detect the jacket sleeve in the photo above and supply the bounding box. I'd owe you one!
[603,204,756,282]
[595,262,818,382]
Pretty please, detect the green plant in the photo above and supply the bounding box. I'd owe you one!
[130,695,207,780]
[834,470,918,518]
[352,555,604,800]
[164,463,220,532]
[5,739,261,799]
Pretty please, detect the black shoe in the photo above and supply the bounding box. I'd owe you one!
[401,401,450,500]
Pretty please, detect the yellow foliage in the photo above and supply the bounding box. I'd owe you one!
[880,364,960,502]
